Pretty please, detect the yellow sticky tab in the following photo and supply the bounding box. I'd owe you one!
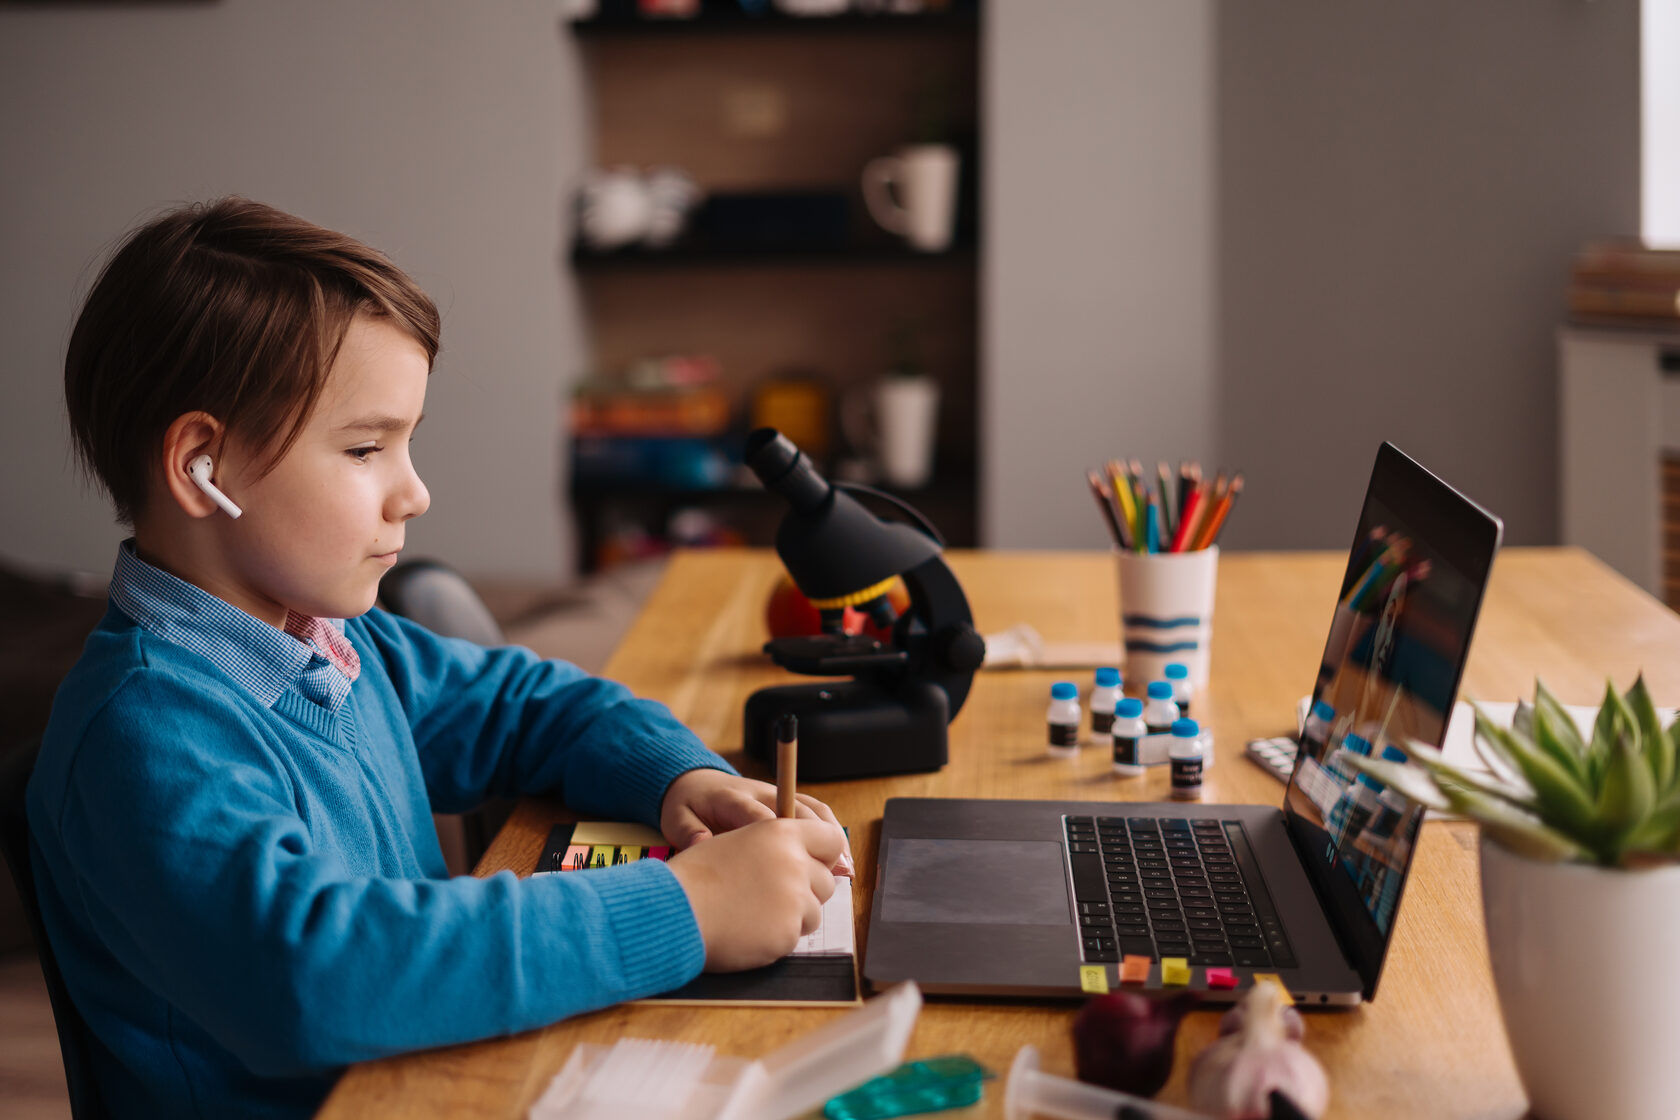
[1253,973,1293,1004]
[1161,957,1191,987]
[588,846,612,868]
[1079,965,1109,994]
[616,845,644,864]
[569,822,666,847]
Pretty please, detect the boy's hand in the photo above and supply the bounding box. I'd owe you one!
[660,768,854,874]
[665,817,845,972]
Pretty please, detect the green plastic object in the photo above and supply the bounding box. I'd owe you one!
[823,1054,994,1120]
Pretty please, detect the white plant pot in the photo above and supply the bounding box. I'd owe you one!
[1480,833,1680,1120]
[874,377,940,489]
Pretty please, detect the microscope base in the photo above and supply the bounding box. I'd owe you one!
[743,679,949,781]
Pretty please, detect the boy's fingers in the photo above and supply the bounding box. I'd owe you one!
[795,794,854,874]
[807,859,836,904]
[794,793,838,826]
[800,894,824,937]
[666,806,713,849]
[795,819,847,866]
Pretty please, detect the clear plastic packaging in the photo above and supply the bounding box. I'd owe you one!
[529,982,923,1120]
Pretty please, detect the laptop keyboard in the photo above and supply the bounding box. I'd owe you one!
[1065,816,1297,969]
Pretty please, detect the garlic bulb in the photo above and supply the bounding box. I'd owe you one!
[1187,981,1328,1120]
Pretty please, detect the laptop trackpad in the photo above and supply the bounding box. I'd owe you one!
[880,839,1070,925]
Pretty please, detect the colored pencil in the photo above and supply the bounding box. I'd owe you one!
[1193,473,1242,550]
[1169,482,1205,552]
[1087,457,1239,553]
[1108,459,1139,546]
[1175,479,1213,552]
[1133,478,1150,551]
[1087,470,1128,549]
[1156,462,1177,538]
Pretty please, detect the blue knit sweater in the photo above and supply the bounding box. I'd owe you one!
[27,603,727,1119]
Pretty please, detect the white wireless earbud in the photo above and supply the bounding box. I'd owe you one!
[186,454,243,520]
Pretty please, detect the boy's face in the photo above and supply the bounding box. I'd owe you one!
[212,315,430,626]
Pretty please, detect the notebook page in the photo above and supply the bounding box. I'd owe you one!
[792,878,854,957]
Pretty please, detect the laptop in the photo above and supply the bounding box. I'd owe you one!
[862,443,1503,1005]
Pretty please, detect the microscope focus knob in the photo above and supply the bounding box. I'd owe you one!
[937,624,987,673]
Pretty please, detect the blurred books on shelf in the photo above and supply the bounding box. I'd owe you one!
[571,386,732,438]
[569,355,737,491]
[1569,240,1680,326]
[571,435,736,489]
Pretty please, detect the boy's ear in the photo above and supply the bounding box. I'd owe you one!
[160,412,233,519]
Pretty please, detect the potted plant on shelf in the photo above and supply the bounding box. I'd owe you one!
[1345,678,1680,1120]
[872,318,939,490]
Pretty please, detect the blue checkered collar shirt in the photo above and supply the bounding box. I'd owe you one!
[107,540,358,712]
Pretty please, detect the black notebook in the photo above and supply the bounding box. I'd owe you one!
[536,821,859,1006]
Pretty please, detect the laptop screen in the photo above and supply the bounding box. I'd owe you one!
[1281,443,1501,999]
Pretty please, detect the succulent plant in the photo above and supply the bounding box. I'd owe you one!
[1343,677,1680,868]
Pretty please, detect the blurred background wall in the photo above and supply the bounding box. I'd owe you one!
[0,0,1650,579]
[0,0,587,579]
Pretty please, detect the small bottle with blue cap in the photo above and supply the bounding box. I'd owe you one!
[1169,719,1204,799]
[1163,661,1194,720]
[1140,681,1181,766]
[1088,667,1122,743]
[1110,697,1147,775]
[1046,682,1081,758]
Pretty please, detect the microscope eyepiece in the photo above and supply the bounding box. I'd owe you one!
[745,428,830,512]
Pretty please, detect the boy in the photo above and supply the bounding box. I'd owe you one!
[29,198,848,1119]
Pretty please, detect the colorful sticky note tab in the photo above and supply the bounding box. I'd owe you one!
[1079,965,1109,994]
[614,845,644,864]
[563,845,591,871]
[588,846,612,868]
[647,846,671,861]
[1161,957,1191,987]
[1205,967,1238,990]
[1252,973,1293,1005]
[1119,955,1152,985]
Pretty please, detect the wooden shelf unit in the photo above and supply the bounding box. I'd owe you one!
[566,5,981,573]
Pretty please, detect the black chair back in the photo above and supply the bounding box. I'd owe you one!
[379,559,512,867]
[380,560,505,648]
[0,738,108,1119]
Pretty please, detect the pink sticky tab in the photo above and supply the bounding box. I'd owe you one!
[1119,955,1152,984]
[647,846,672,861]
[562,844,591,871]
[1205,967,1238,990]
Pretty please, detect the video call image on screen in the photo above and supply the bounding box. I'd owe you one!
[1283,503,1478,935]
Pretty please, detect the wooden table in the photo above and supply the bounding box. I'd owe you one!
[320,547,1680,1119]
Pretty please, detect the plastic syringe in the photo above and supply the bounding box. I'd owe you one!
[1003,1045,1215,1120]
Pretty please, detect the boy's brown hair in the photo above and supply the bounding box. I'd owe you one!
[65,197,441,524]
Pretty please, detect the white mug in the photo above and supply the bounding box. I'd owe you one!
[862,144,959,252]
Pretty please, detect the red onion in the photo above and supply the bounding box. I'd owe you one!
[1072,991,1198,1098]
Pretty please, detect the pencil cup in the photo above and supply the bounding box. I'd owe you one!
[1116,546,1218,691]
